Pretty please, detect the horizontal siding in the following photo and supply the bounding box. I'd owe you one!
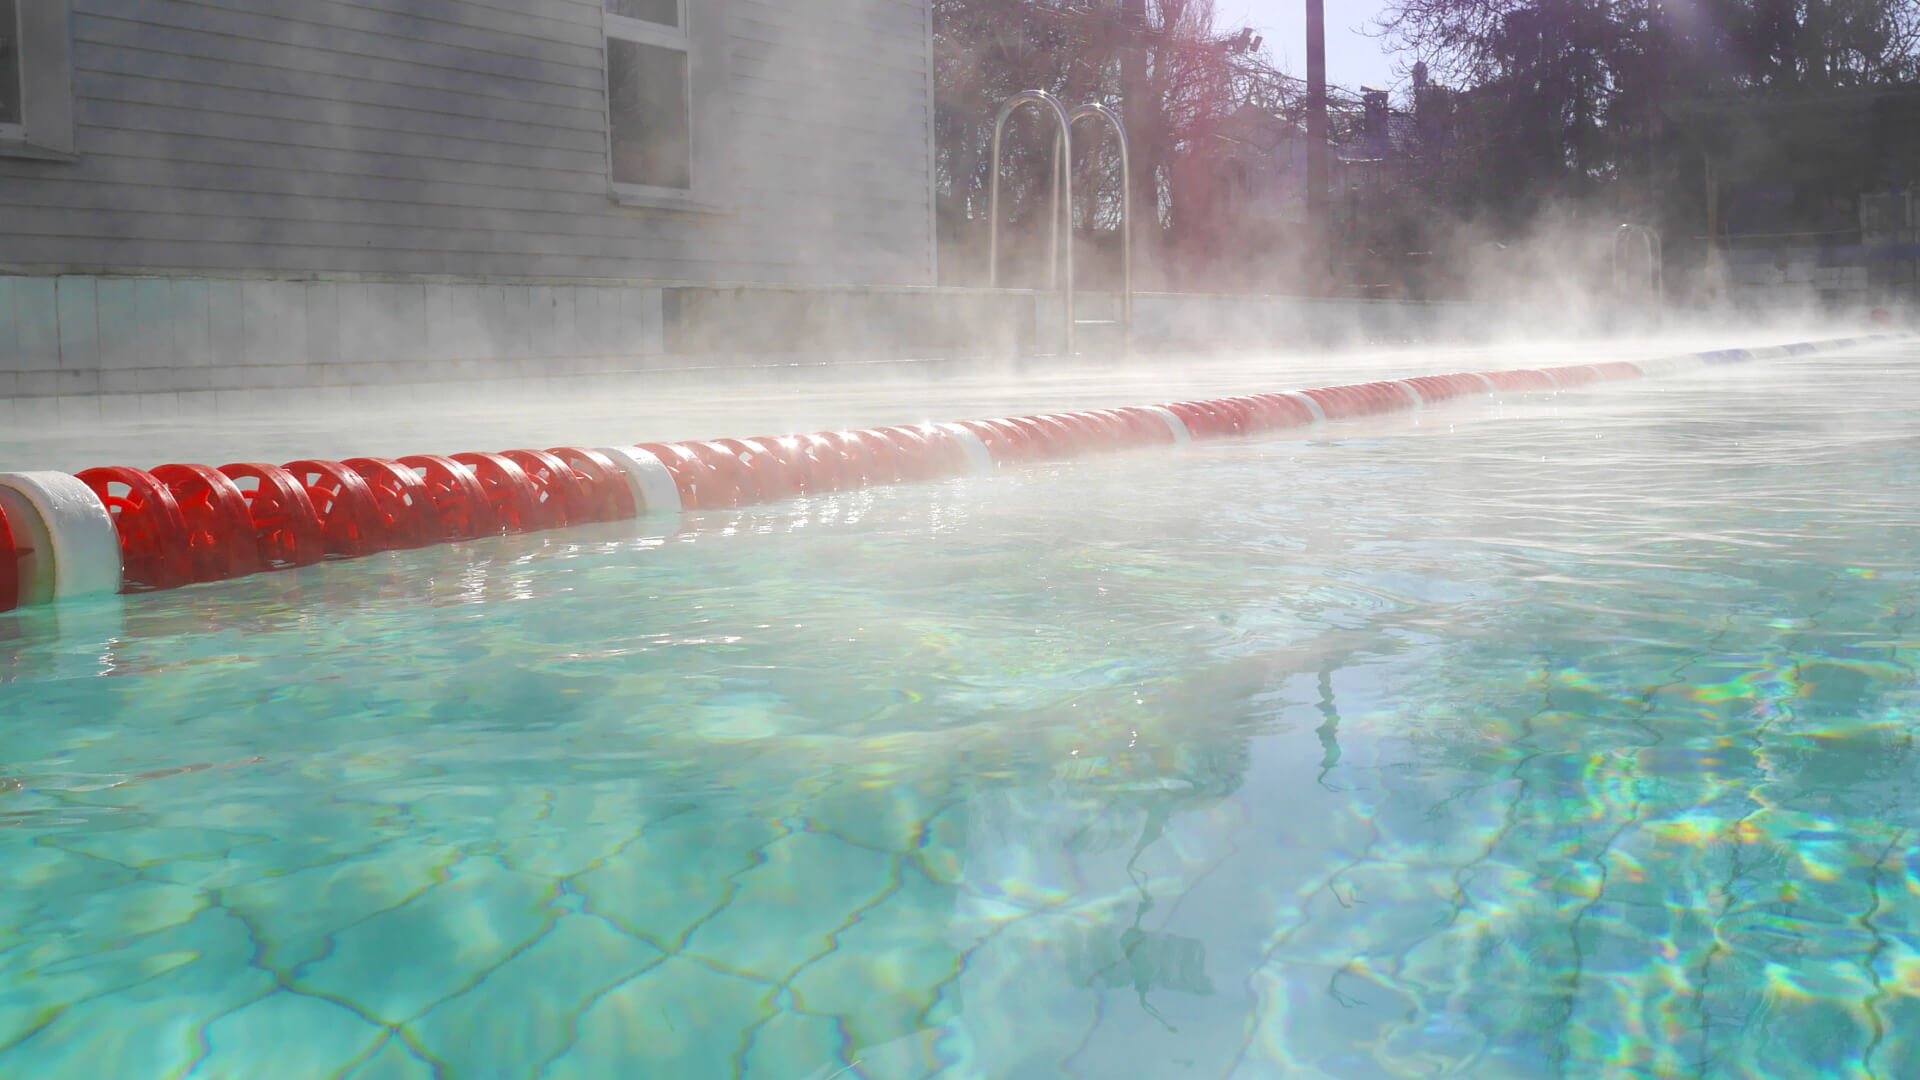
[77,42,606,131]
[0,0,934,287]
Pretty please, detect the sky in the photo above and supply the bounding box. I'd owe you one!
[1210,0,1404,93]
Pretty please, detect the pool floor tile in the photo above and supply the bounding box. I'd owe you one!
[544,956,774,1078]
[221,844,460,972]
[294,856,554,1024]
[786,864,964,1054]
[409,911,665,1076]
[685,831,900,983]
[189,989,386,1078]
[2,909,274,1076]
[738,1009,850,1078]
[51,824,277,872]
[573,812,781,949]
[23,878,208,945]
[341,1034,438,1080]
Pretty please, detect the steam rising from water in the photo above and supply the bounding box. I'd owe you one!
[0,321,1890,473]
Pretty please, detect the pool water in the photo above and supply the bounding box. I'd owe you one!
[3,340,1918,1078]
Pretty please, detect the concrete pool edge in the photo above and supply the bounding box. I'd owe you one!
[1,332,1909,613]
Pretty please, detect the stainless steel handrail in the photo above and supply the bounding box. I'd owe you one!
[989,91,1076,352]
[1613,224,1664,302]
[1055,102,1132,353]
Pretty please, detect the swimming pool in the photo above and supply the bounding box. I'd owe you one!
[2,337,1917,1077]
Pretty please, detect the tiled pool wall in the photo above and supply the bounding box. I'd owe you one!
[0,275,1553,425]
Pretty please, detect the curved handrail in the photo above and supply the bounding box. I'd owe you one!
[1056,103,1132,353]
[989,91,1076,351]
[1613,223,1664,303]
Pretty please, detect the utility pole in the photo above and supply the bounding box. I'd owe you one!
[1121,0,1151,282]
[1305,0,1330,289]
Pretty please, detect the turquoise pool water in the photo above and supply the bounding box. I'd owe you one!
[3,340,1918,1078]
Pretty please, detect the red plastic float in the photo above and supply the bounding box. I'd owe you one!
[397,455,498,541]
[1,502,19,612]
[219,463,326,569]
[14,339,1756,609]
[780,433,850,493]
[1401,373,1483,404]
[341,458,439,549]
[285,459,386,557]
[1478,369,1558,392]
[451,452,548,534]
[75,466,196,591]
[545,447,638,523]
[149,463,262,583]
[498,449,591,528]
[811,431,876,486]
[633,442,718,510]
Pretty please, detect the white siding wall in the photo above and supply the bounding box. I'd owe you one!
[0,0,935,286]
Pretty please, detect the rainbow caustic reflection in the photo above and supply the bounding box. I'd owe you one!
[1,339,1918,1078]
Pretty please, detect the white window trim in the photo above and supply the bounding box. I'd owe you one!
[603,0,730,214]
[0,0,76,161]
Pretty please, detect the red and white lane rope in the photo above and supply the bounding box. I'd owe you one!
[0,335,1897,612]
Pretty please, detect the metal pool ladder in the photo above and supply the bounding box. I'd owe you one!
[987,91,1134,355]
[1613,224,1665,303]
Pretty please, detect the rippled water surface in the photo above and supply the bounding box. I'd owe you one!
[3,340,1919,1078]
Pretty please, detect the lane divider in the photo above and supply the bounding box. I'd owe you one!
[0,334,1901,612]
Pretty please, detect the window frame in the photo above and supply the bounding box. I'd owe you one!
[602,0,728,213]
[0,0,75,161]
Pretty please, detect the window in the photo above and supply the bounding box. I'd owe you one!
[608,36,690,190]
[0,0,75,160]
[603,0,726,209]
[1,0,22,134]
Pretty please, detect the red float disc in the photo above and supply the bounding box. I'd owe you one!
[675,442,749,510]
[1033,414,1092,454]
[863,427,931,482]
[1479,369,1556,392]
[75,466,194,591]
[150,463,262,583]
[341,458,438,548]
[284,460,387,556]
[634,442,724,509]
[1299,387,1356,421]
[500,449,591,528]
[452,452,549,533]
[756,435,832,495]
[952,420,1015,465]
[0,501,20,612]
[1203,400,1251,433]
[218,463,325,569]
[1078,411,1130,448]
[712,439,797,505]
[1401,375,1462,404]
[1225,398,1269,432]
[840,430,901,484]
[545,447,638,523]
[398,455,499,540]
[920,425,971,476]
[1111,407,1176,445]
[1002,416,1060,457]
[803,433,858,492]
[1542,365,1601,388]
[1160,402,1215,437]
[1258,394,1318,428]
[988,417,1046,461]
[814,431,878,489]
